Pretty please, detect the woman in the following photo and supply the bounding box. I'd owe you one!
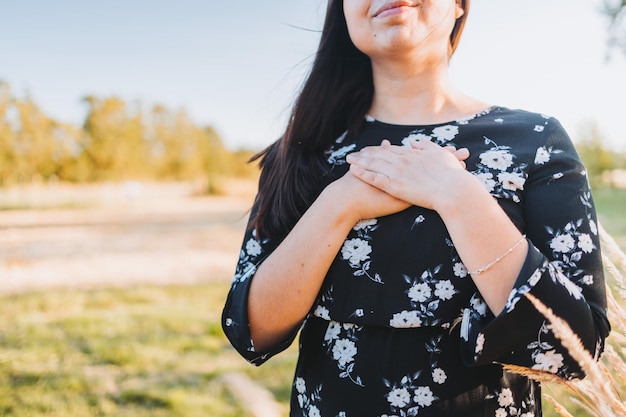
[222,1,610,415]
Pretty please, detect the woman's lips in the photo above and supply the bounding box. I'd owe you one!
[374,1,417,18]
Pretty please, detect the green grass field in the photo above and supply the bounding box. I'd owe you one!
[0,283,299,417]
[1,188,624,417]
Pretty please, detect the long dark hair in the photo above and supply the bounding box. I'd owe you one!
[251,0,470,240]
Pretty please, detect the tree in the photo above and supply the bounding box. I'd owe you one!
[0,82,17,185]
[81,96,148,181]
[604,0,626,55]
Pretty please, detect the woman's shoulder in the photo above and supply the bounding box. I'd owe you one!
[471,106,570,143]
[476,106,561,127]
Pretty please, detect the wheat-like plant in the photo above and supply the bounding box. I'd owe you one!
[508,223,626,417]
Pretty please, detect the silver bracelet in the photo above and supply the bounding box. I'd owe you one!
[467,235,527,276]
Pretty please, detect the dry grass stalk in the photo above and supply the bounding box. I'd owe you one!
[606,284,626,334]
[524,293,626,416]
[502,363,600,414]
[543,394,576,417]
[501,363,568,385]
[516,222,626,416]
[603,345,626,389]
[599,222,626,272]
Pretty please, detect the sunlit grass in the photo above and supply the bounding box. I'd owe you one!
[0,283,297,416]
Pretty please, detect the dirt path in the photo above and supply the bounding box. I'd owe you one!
[222,372,283,417]
[0,182,255,294]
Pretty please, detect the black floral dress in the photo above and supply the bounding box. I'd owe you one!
[222,107,610,417]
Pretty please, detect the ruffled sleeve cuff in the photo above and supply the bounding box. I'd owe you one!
[222,262,299,366]
[460,240,607,380]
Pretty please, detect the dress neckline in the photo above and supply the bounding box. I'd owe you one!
[364,105,500,129]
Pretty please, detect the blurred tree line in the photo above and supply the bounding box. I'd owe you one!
[575,121,626,189]
[1,80,624,191]
[0,81,257,193]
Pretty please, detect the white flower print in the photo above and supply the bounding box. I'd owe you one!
[589,219,598,235]
[408,283,432,303]
[475,333,485,355]
[294,381,323,417]
[324,321,341,342]
[413,386,435,407]
[398,265,452,327]
[432,368,447,384]
[245,238,262,257]
[382,371,439,416]
[432,125,459,142]
[402,133,431,147]
[453,262,468,278]
[309,405,321,417]
[332,338,357,367]
[528,321,568,376]
[578,233,595,253]
[495,408,507,417]
[326,143,357,165]
[545,219,596,287]
[553,269,583,300]
[582,274,594,285]
[498,388,514,407]
[323,321,364,386]
[473,137,527,204]
[532,350,564,373]
[343,224,383,283]
[534,125,545,132]
[494,118,504,123]
[434,280,456,301]
[551,172,564,181]
[354,218,378,230]
[470,296,488,317]
[498,171,526,191]
[479,149,514,171]
[387,388,411,408]
[475,172,497,193]
[549,234,576,253]
[390,310,422,328]
[295,377,307,394]
[411,214,426,230]
[534,146,550,165]
[341,238,372,267]
[314,305,330,321]
[529,269,542,286]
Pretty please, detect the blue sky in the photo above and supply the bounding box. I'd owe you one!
[1,1,625,150]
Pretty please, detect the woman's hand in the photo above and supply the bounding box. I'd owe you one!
[326,169,411,222]
[346,140,471,211]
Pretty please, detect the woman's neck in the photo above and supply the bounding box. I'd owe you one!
[368,57,488,125]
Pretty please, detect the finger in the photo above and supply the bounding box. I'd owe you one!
[349,146,399,165]
[349,164,391,190]
[453,147,470,161]
[408,140,426,151]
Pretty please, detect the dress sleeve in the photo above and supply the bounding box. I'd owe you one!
[221,200,298,366]
[459,118,611,379]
